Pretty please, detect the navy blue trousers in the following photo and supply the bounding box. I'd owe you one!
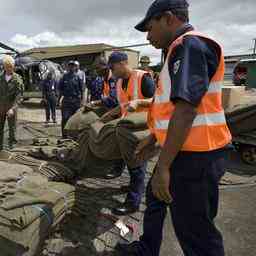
[136,150,226,256]
[61,99,81,138]
[126,163,147,208]
[45,95,57,122]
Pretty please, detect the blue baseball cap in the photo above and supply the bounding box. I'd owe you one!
[108,52,128,67]
[68,60,76,65]
[135,0,189,32]
[96,57,108,69]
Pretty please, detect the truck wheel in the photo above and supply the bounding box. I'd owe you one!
[241,146,256,165]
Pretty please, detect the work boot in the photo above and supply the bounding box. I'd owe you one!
[115,241,139,255]
[112,201,139,216]
[104,160,125,179]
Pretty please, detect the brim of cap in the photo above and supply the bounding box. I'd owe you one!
[135,16,150,32]
[97,63,108,69]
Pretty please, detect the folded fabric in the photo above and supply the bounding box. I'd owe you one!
[0,164,76,256]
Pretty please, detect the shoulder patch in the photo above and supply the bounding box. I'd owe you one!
[173,60,181,75]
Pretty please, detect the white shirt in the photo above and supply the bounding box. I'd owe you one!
[5,74,13,82]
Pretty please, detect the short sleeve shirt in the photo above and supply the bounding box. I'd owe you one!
[169,24,220,106]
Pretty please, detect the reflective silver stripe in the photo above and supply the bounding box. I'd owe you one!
[207,81,222,94]
[192,111,227,127]
[117,79,122,103]
[155,65,172,103]
[155,120,169,130]
[133,73,139,100]
[155,111,227,130]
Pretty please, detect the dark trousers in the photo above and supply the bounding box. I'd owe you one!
[137,150,226,256]
[61,99,81,138]
[0,114,6,150]
[126,163,147,208]
[45,96,57,122]
[7,109,17,143]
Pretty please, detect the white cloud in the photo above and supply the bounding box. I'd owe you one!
[6,0,256,65]
[10,32,65,50]
[9,18,162,64]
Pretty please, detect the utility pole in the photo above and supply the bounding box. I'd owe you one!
[253,38,256,57]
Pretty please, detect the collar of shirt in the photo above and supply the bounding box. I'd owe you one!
[164,23,194,57]
[5,74,13,82]
[173,23,194,41]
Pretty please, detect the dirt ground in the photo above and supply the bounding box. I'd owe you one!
[3,106,256,256]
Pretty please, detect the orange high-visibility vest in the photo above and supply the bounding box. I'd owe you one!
[117,69,148,116]
[103,70,112,97]
[149,31,232,151]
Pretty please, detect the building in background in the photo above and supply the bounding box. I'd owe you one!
[24,43,140,70]
[224,54,255,83]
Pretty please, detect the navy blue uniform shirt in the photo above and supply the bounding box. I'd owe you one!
[168,24,220,106]
[167,24,230,155]
[102,77,119,108]
[41,79,58,98]
[59,72,83,99]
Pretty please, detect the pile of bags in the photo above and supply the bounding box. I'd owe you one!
[65,110,159,174]
[0,150,75,182]
[0,161,75,256]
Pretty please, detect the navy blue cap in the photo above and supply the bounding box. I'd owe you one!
[135,0,189,32]
[68,60,76,65]
[108,52,128,66]
[96,57,108,69]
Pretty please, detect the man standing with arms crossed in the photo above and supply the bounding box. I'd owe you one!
[117,0,232,255]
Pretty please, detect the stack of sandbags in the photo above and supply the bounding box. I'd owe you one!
[59,112,159,174]
[226,103,256,136]
[0,162,34,205]
[87,112,159,169]
[223,87,256,113]
[28,139,79,162]
[222,86,246,111]
[0,151,75,182]
[0,163,76,256]
[64,108,100,138]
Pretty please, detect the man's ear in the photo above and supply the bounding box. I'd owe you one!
[165,12,175,27]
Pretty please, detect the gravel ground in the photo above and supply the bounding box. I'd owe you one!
[2,106,256,256]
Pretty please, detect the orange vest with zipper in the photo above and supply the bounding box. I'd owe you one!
[117,69,148,116]
[148,31,232,151]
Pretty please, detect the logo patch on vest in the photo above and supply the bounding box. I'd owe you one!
[173,60,181,75]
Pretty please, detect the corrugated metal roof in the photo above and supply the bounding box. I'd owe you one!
[23,43,139,60]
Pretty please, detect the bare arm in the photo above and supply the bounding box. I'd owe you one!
[158,100,197,167]
[152,100,197,203]
[126,98,153,112]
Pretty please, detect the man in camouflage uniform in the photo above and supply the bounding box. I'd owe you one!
[0,55,23,150]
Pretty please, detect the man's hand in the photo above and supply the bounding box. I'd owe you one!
[126,100,139,113]
[126,98,153,113]
[151,164,172,204]
[135,134,156,155]
[7,108,14,118]
[90,100,101,107]
[151,100,197,204]
[100,106,121,123]
[58,96,64,108]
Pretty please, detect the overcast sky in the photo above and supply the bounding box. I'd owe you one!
[0,0,255,64]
